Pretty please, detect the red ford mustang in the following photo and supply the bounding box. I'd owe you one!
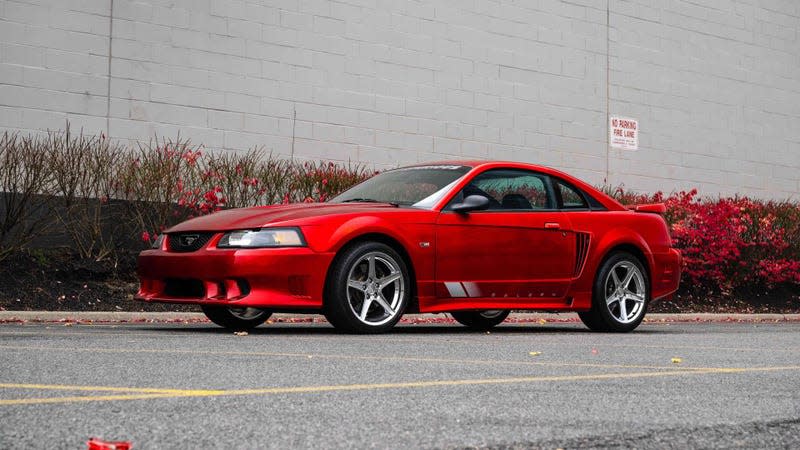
[137,161,681,333]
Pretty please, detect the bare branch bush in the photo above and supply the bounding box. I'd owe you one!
[0,131,54,261]
[114,135,201,245]
[49,125,126,261]
[201,147,270,209]
[2,125,375,260]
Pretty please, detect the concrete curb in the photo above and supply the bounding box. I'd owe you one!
[1,311,799,323]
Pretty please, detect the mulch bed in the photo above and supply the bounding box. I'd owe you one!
[1,249,798,313]
[0,249,195,313]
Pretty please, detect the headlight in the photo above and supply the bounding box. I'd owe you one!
[151,234,165,249]
[217,228,306,248]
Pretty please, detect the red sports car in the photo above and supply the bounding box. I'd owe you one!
[137,161,681,333]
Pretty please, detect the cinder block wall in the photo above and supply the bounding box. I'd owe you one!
[1,0,798,198]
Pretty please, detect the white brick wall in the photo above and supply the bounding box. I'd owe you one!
[1,0,798,198]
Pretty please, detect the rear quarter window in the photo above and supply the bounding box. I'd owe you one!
[556,181,588,209]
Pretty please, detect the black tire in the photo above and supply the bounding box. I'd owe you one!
[579,251,649,332]
[323,241,411,334]
[201,305,272,330]
[451,310,510,331]
[577,310,606,331]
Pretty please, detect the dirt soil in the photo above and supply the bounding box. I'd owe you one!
[1,249,798,313]
[0,249,196,312]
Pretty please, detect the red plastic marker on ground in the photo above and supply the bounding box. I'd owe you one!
[87,438,132,450]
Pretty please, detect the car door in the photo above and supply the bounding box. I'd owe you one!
[435,168,576,303]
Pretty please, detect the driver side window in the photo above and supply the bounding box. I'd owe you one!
[448,169,554,211]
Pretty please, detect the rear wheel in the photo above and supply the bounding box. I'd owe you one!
[579,251,649,332]
[323,241,410,333]
[451,310,510,331]
[201,306,272,330]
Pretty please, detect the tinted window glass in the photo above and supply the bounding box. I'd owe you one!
[585,192,605,209]
[449,169,553,210]
[556,181,588,209]
[332,165,470,207]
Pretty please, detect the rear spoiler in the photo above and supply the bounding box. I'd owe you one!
[626,203,666,214]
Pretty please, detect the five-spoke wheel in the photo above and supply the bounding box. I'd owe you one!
[201,305,272,331]
[579,251,649,332]
[604,260,646,324]
[324,241,410,333]
[451,309,510,330]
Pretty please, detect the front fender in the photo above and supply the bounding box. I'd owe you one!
[309,215,437,305]
[320,216,420,254]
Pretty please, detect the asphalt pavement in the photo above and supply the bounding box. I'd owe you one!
[1,319,799,449]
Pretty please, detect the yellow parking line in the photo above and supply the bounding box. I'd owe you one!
[0,344,713,371]
[0,383,223,395]
[0,393,196,406]
[2,365,799,406]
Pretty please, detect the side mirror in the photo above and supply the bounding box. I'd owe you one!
[451,195,490,213]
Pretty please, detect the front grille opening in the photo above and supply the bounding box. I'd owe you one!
[164,278,205,298]
[167,232,215,252]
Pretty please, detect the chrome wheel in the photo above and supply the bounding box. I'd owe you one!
[346,251,405,326]
[451,309,510,330]
[604,261,646,324]
[200,305,272,330]
[228,307,266,320]
[479,310,505,319]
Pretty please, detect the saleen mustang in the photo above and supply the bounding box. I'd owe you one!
[137,161,681,333]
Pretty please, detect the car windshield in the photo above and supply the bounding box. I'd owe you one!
[331,165,471,208]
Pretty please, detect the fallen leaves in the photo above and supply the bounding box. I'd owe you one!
[87,437,132,450]
[529,351,542,357]
[671,357,683,364]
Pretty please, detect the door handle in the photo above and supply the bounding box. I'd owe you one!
[544,222,561,229]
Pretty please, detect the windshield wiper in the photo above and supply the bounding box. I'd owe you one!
[340,198,399,207]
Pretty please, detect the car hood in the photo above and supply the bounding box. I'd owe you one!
[166,202,408,232]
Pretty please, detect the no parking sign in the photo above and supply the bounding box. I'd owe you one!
[609,116,638,150]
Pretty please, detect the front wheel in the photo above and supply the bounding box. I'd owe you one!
[579,251,649,332]
[451,310,510,330]
[323,242,410,333]
[201,306,272,330]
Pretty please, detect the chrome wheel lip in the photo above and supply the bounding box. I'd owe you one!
[346,251,405,326]
[479,310,506,319]
[604,261,646,324]
[227,307,265,320]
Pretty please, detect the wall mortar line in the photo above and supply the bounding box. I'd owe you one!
[105,0,114,137]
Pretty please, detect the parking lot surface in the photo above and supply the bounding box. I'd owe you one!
[1,319,799,449]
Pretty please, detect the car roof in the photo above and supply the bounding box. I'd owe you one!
[405,160,625,211]
[407,160,580,182]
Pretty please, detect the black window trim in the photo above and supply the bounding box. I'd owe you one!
[443,168,559,213]
[551,177,607,211]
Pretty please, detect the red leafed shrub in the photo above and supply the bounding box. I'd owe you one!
[2,124,798,304]
[117,142,372,246]
[288,160,374,204]
[607,186,800,293]
[0,126,373,258]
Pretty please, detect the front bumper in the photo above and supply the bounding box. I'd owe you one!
[136,245,334,309]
